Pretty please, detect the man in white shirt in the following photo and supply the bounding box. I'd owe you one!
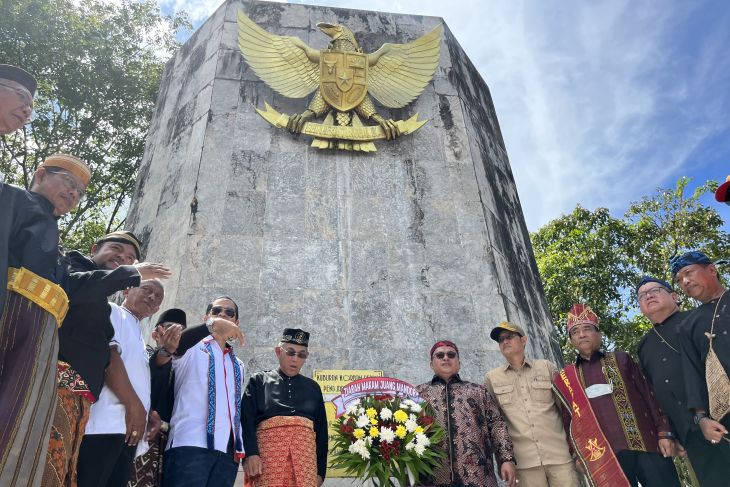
[76,279,165,487]
[157,296,246,487]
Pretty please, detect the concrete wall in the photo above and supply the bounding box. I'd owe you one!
[128,0,561,393]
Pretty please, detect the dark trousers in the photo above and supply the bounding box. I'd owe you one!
[684,426,730,487]
[77,434,136,487]
[163,446,239,487]
[616,450,680,487]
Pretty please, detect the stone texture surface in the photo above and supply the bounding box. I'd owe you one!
[129,0,561,415]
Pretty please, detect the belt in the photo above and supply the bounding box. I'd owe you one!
[7,267,68,324]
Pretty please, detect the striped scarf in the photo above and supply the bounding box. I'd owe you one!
[204,339,244,460]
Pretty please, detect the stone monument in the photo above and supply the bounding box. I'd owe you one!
[127,0,561,392]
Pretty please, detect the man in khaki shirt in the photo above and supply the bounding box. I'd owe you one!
[485,322,580,487]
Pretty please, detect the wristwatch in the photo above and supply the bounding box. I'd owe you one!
[206,317,215,334]
[693,411,710,424]
[158,348,172,358]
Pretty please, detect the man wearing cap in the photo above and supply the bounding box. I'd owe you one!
[43,232,171,487]
[242,328,328,487]
[417,340,517,487]
[76,279,165,487]
[156,296,245,487]
[485,323,579,487]
[0,64,35,134]
[129,308,187,487]
[636,275,730,486]
[671,251,730,464]
[0,153,90,487]
[553,304,680,487]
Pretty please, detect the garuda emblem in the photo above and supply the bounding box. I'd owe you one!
[237,10,442,152]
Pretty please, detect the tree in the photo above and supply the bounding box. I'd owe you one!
[531,178,730,361]
[0,0,189,251]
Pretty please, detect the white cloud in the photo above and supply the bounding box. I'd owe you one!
[160,0,730,229]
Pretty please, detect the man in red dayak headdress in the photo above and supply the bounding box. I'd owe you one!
[552,304,681,487]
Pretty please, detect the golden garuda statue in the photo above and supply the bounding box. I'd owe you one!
[237,10,442,152]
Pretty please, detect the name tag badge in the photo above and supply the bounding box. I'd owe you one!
[585,383,613,398]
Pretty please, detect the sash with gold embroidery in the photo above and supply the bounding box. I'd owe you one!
[553,365,630,487]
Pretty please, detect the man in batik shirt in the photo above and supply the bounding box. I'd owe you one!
[417,340,516,487]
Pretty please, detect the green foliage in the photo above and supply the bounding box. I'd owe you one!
[0,0,189,250]
[531,178,729,362]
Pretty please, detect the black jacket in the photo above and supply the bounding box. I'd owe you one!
[59,251,140,398]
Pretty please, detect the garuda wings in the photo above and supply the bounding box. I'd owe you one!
[237,10,442,151]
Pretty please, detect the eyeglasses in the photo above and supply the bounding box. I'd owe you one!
[210,306,236,318]
[433,351,457,359]
[45,167,86,196]
[281,346,309,359]
[498,333,519,343]
[637,286,668,302]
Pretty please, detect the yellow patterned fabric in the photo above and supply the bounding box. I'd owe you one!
[7,267,68,324]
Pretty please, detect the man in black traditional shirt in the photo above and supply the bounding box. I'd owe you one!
[44,231,170,487]
[670,251,730,472]
[636,275,728,486]
[242,328,328,487]
[0,64,35,135]
[0,153,90,487]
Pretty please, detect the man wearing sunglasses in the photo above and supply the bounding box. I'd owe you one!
[242,328,328,487]
[485,323,579,487]
[0,153,91,487]
[417,340,517,487]
[154,296,245,487]
[0,64,35,135]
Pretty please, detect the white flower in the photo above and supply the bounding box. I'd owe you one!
[414,443,426,456]
[405,419,418,433]
[405,440,415,451]
[409,402,422,413]
[349,439,371,460]
[365,436,373,446]
[409,413,418,422]
[415,433,430,447]
[379,426,396,444]
[379,407,393,420]
[346,402,360,415]
[357,407,365,416]
[355,415,370,428]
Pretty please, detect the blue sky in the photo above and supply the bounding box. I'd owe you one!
[159,0,729,231]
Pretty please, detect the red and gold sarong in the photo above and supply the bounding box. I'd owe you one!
[244,416,317,487]
[0,268,67,487]
[42,384,91,487]
[553,365,630,487]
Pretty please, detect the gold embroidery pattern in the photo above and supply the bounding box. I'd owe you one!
[602,353,646,451]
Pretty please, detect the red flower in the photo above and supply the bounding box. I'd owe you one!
[420,415,434,426]
[374,394,394,401]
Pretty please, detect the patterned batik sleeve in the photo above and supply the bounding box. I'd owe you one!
[483,387,515,465]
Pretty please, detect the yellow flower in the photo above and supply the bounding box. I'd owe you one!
[366,408,377,418]
[393,409,409,423]
[370,418,378,425]
[395,425,407,439]
[353,428,365,439]
[415,426,424,434]
[369,426,380,438]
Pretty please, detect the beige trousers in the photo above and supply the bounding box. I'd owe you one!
[516,461,581,487]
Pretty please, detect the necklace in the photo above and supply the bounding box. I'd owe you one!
[651,314,680,354]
